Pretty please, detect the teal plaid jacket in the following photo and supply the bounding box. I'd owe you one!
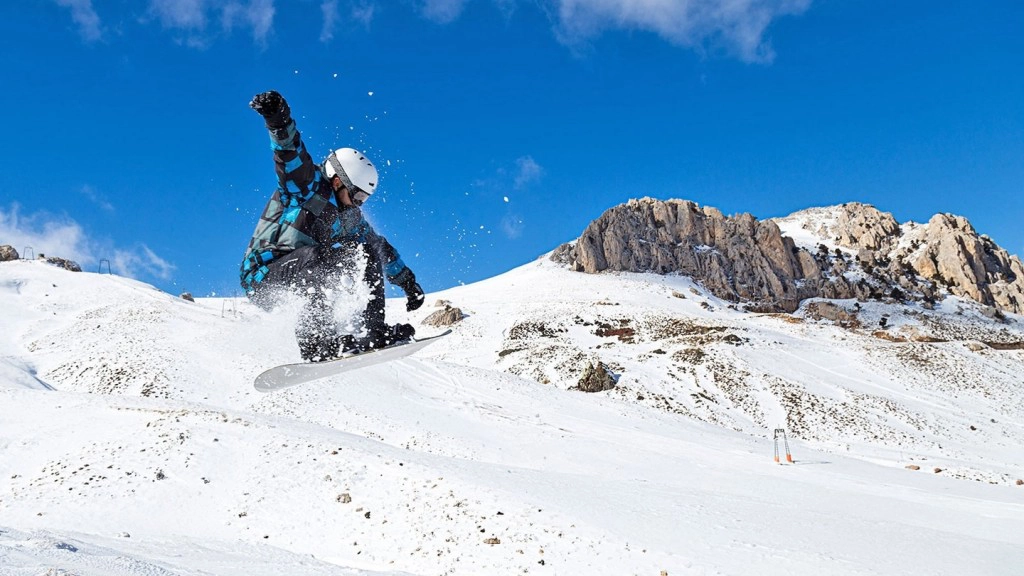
[239,116,407,295]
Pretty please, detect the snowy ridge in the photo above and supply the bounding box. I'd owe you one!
[1,258,1023,575]
[773,204,929,256]
[772,205,848,252]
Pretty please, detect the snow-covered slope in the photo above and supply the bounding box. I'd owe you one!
[1,258,1022,575]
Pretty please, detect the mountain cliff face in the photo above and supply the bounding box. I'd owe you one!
[895,214,1024,312]
[553,198,1024,314]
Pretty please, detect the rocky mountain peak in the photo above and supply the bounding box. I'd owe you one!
[552,198,1024,314]
[552,197,818,312]
[895,213,1024,312]
[780,202,900,251]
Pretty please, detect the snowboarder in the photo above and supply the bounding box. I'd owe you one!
[240,90,425,362]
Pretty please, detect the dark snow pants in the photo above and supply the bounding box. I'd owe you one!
[250,244,386,360]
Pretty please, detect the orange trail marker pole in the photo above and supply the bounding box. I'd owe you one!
[773,428,794,463]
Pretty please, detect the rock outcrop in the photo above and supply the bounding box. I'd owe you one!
[552,198,821,312]
[41,256,82,272]
[788,206,1024,313]
[553,198,1024,314]
[575,362,617,393]
[0,246,84,272]
[801,202,901,252]
[804,301,860,328]
[893,214,1024,313]
[423,304,465,327]
[0,245,19,261]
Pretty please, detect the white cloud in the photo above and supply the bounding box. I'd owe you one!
[550,0,812,62]
[57,0,807,61]
[470,155,544,192]
[0,206,89,264]
[0,205,174,282]
[500,213,524,239]
[320,0,375,42]
[420,0,469,24]
[513,156,544,189]
[493,0,518,20]
[243,0,275,45]
[466,156,541,240]
[146,0,276,47]
[407,0,809,62]
[148,0,208,30]
[351,2,376,28]
[55,0,103,42]
[78,185,115,213]
[111,245,176,281]
[320,0,339,42]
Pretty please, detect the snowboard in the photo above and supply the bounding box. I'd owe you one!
[254,330,452,393]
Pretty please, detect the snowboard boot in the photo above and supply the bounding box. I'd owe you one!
[386,322,416,345]
[298,335,341,363]
[341,323,416,354]
[339,334,360,355]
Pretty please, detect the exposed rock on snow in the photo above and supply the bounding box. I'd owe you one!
[575,361,617,393]
[0,244,19,261]
[422,304,464,327]
[550,241,582,271]
[41,255,82,272]
[803,301,860,328]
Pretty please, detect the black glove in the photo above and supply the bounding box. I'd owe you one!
[249,90,290,127]
[405,281,425,312]
[393,267,425,311]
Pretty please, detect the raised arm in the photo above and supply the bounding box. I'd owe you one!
[240,91,333,294]
[250,91,320,197]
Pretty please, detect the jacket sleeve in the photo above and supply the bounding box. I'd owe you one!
[332,208,411,285]
[260,111,333,244]
[265,116,321,200]
[371,228,412,285]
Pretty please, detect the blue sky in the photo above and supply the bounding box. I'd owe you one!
[1,1,1022,297]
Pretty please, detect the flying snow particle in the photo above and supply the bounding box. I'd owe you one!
[387,160,391,167]
[503,196,509,203]
[368,91,374,96]
[333,73,338,78]
[294,70,299,74]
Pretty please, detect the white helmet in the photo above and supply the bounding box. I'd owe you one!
[323,147,378,204]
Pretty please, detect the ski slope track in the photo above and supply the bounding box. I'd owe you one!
[1,256,1022,575]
